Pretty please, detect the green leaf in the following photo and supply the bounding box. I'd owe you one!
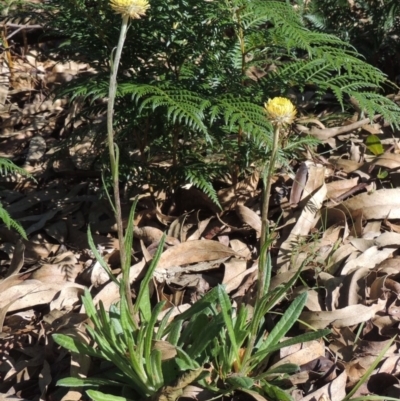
[189,313,225,359]
[262,329,330,355]
[167,319,183,346]
[52,334,102,359]
[343,336,396,401]
[87,227,118,285]
[81,288,102,329]
[122,198,138,275]
[150,349,164,388]
[86,390,135,401]
[0,206,28,240]
[225,375,254,389]
[217,285,240,368]
[134,234,166,321]
[365,134,384,155]
[264,363,300,375]
[156,307,175,341]
[168,286,219,323]
[377,168,388,179]
[263,381,294,401]
[253,293,308,362]
[57,377,120,387]
[175,347,200,370]
[144,302,166,380]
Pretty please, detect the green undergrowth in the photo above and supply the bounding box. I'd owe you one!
[53,224,329,401]
[7,0,400,201]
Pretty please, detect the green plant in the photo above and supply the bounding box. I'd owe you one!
[105,0,150,316]
[54,233,329,401]
[22,0,400,201]
[194,256,329,401]
[44,0,400,399]
[293,0,400,81]
[0,158,34,239]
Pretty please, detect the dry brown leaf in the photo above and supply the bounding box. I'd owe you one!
[278,179,327,272]
[300,370,347,401]
[326,177,359,200]
[271,340,325,370]
[361,123,382,135]
[290,162,308,207]
[304,289,323,312]
[299,115,374,140]
[235,204,261,237]
[91,259,148,310]
[181,385,215,401]
[187,216,215,241]
[157,240,240,270]
[5,240,25,278]
[300,299,386,329]
[373,153,400,169]
[50,286,84,313]
[134,226,164,245]
[319,272,344,311]
[326,243,357,275]
[229,238,252,259]
[0,281,86,313]
[218,169,260,209]
[374,231,400,247]
[328,158,363,173]
[223,261,254,293]
[337,188,400,220]
[345,356,376,388]
[238,389,269,401]
[341,247,394,275]
[338,266,369,307]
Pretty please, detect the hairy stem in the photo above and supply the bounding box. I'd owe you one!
[107,15,134,315]
[240,124,281,375]
[259,124,280,298]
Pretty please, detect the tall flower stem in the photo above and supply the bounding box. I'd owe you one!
[258,97,296,298]
[107,15,133,314]
[259,124,280,299]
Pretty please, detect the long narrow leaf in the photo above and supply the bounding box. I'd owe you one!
[134,234,166,320]
[123,197,138,275]
[81,289,102,329]
[143,302,165,381]
[150,349,164,389]
[167,319,183,346]
[217,285,240,368]
[252,329,330,372]
[53,334,102,359]
[156,307,175,341]
[57,377,120,387]
[343,336,396,401]
[258,293,308,352]
[86,390,134,401]
[87,227,119,285]
[164,286,219,329]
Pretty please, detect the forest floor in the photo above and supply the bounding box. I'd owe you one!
[2,9,400,401]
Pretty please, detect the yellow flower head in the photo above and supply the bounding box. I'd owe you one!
[110,0,150,19]
[264,97,296,126]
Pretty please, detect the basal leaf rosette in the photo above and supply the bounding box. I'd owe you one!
[264,97,296,126]
[110,0,150,19]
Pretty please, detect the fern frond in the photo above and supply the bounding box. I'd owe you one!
[185,169,221,210]
[0,205,27,240]
[212,96,273,148]
[0,158,34,179]
[119,83,211,137]
[349,92,400,125]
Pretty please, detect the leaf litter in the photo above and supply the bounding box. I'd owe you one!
[3,15,400,401]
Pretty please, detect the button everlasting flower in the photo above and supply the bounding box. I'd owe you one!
[110,0,150,19]
[264,97,296,126]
